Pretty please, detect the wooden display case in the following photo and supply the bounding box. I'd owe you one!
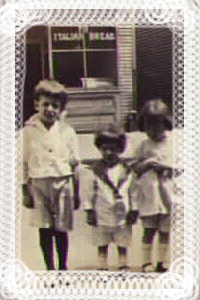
[67,88,120,133]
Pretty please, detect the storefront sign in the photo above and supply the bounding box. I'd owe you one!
[51,26,116,50]
[53,32,83,42]
[51,27,83,50]
[88,27,116,49]
[89,32,116,41]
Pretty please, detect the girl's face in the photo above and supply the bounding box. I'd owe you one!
[144,116,166,141]
[36,95,61,127]
[100,143,119,164]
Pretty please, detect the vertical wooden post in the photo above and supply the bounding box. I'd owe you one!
[83,26,88,80]
[48,25,53,79]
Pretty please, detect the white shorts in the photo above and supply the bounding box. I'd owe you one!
[91,226,132,247]
[29,177,73,231]
[141,214,170,232]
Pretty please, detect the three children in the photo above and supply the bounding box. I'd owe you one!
[22,81,174,273]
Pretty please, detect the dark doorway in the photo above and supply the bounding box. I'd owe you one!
[23,26,48,124]
[23,44,43,123]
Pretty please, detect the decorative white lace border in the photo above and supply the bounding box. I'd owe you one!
[0,1,200,299]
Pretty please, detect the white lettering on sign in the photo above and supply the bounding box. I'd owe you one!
[89,32,116,41]
[53,33,83,41]
[89,32,99,41]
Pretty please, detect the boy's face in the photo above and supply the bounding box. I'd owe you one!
[100,143,119,164]
[144,116,166,141]
[36,95,61,126]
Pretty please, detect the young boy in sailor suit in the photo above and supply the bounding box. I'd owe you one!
[83,124,139,271]
[22,79,81,271]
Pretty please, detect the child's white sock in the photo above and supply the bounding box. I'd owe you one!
[142,244,153,265]
[99,254,108,270]
[158,243,169,266]
[118,254,127,268]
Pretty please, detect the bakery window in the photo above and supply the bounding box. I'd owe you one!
[50,26,117,88]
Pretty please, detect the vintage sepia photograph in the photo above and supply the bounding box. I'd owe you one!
[0,0,199,296]
[20,22,185,277]
[0,3,199,298]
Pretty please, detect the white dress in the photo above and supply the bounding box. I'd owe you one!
[133,134,173,217]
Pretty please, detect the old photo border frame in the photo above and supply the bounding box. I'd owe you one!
[0,2,200,300]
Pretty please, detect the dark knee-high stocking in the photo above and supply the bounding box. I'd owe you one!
[39,228,55,270]
[54,230,69,270]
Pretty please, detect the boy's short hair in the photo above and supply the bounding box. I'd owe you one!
[94,123,126,153]
[138,99,172,131]
[34,79,68,111]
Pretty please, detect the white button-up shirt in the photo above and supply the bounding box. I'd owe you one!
[22,113,80,183]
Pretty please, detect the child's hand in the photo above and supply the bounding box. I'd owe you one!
[85,209,98,227]
[22,183,34,208]
[126,210,139,226]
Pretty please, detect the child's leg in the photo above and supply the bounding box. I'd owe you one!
[54,229,69,270]
[39,228,55,270]
[117,246,129,270]
[155,214,170,272]
[98,245,109,270]
[115,227,132,270]
[156,231,170,272]
[141,227,157,271]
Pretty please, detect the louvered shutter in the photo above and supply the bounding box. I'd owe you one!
[116,28,134,124]
[136,27,172,110]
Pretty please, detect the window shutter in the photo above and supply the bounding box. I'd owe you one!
[116,28,134,124]
[136,27,172,110]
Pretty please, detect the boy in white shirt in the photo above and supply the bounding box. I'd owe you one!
[83,124,139,271]
[133,99,174,273]
[22,79,81,271]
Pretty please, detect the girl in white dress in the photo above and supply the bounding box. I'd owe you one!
[133,99,173,273]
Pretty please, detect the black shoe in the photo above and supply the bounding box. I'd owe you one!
[118,265,131,272]
[58,266,68,271]
[97,268,108,271]
[155,262,168,273]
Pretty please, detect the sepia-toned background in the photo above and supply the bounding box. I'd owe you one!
[21,24,175,271]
